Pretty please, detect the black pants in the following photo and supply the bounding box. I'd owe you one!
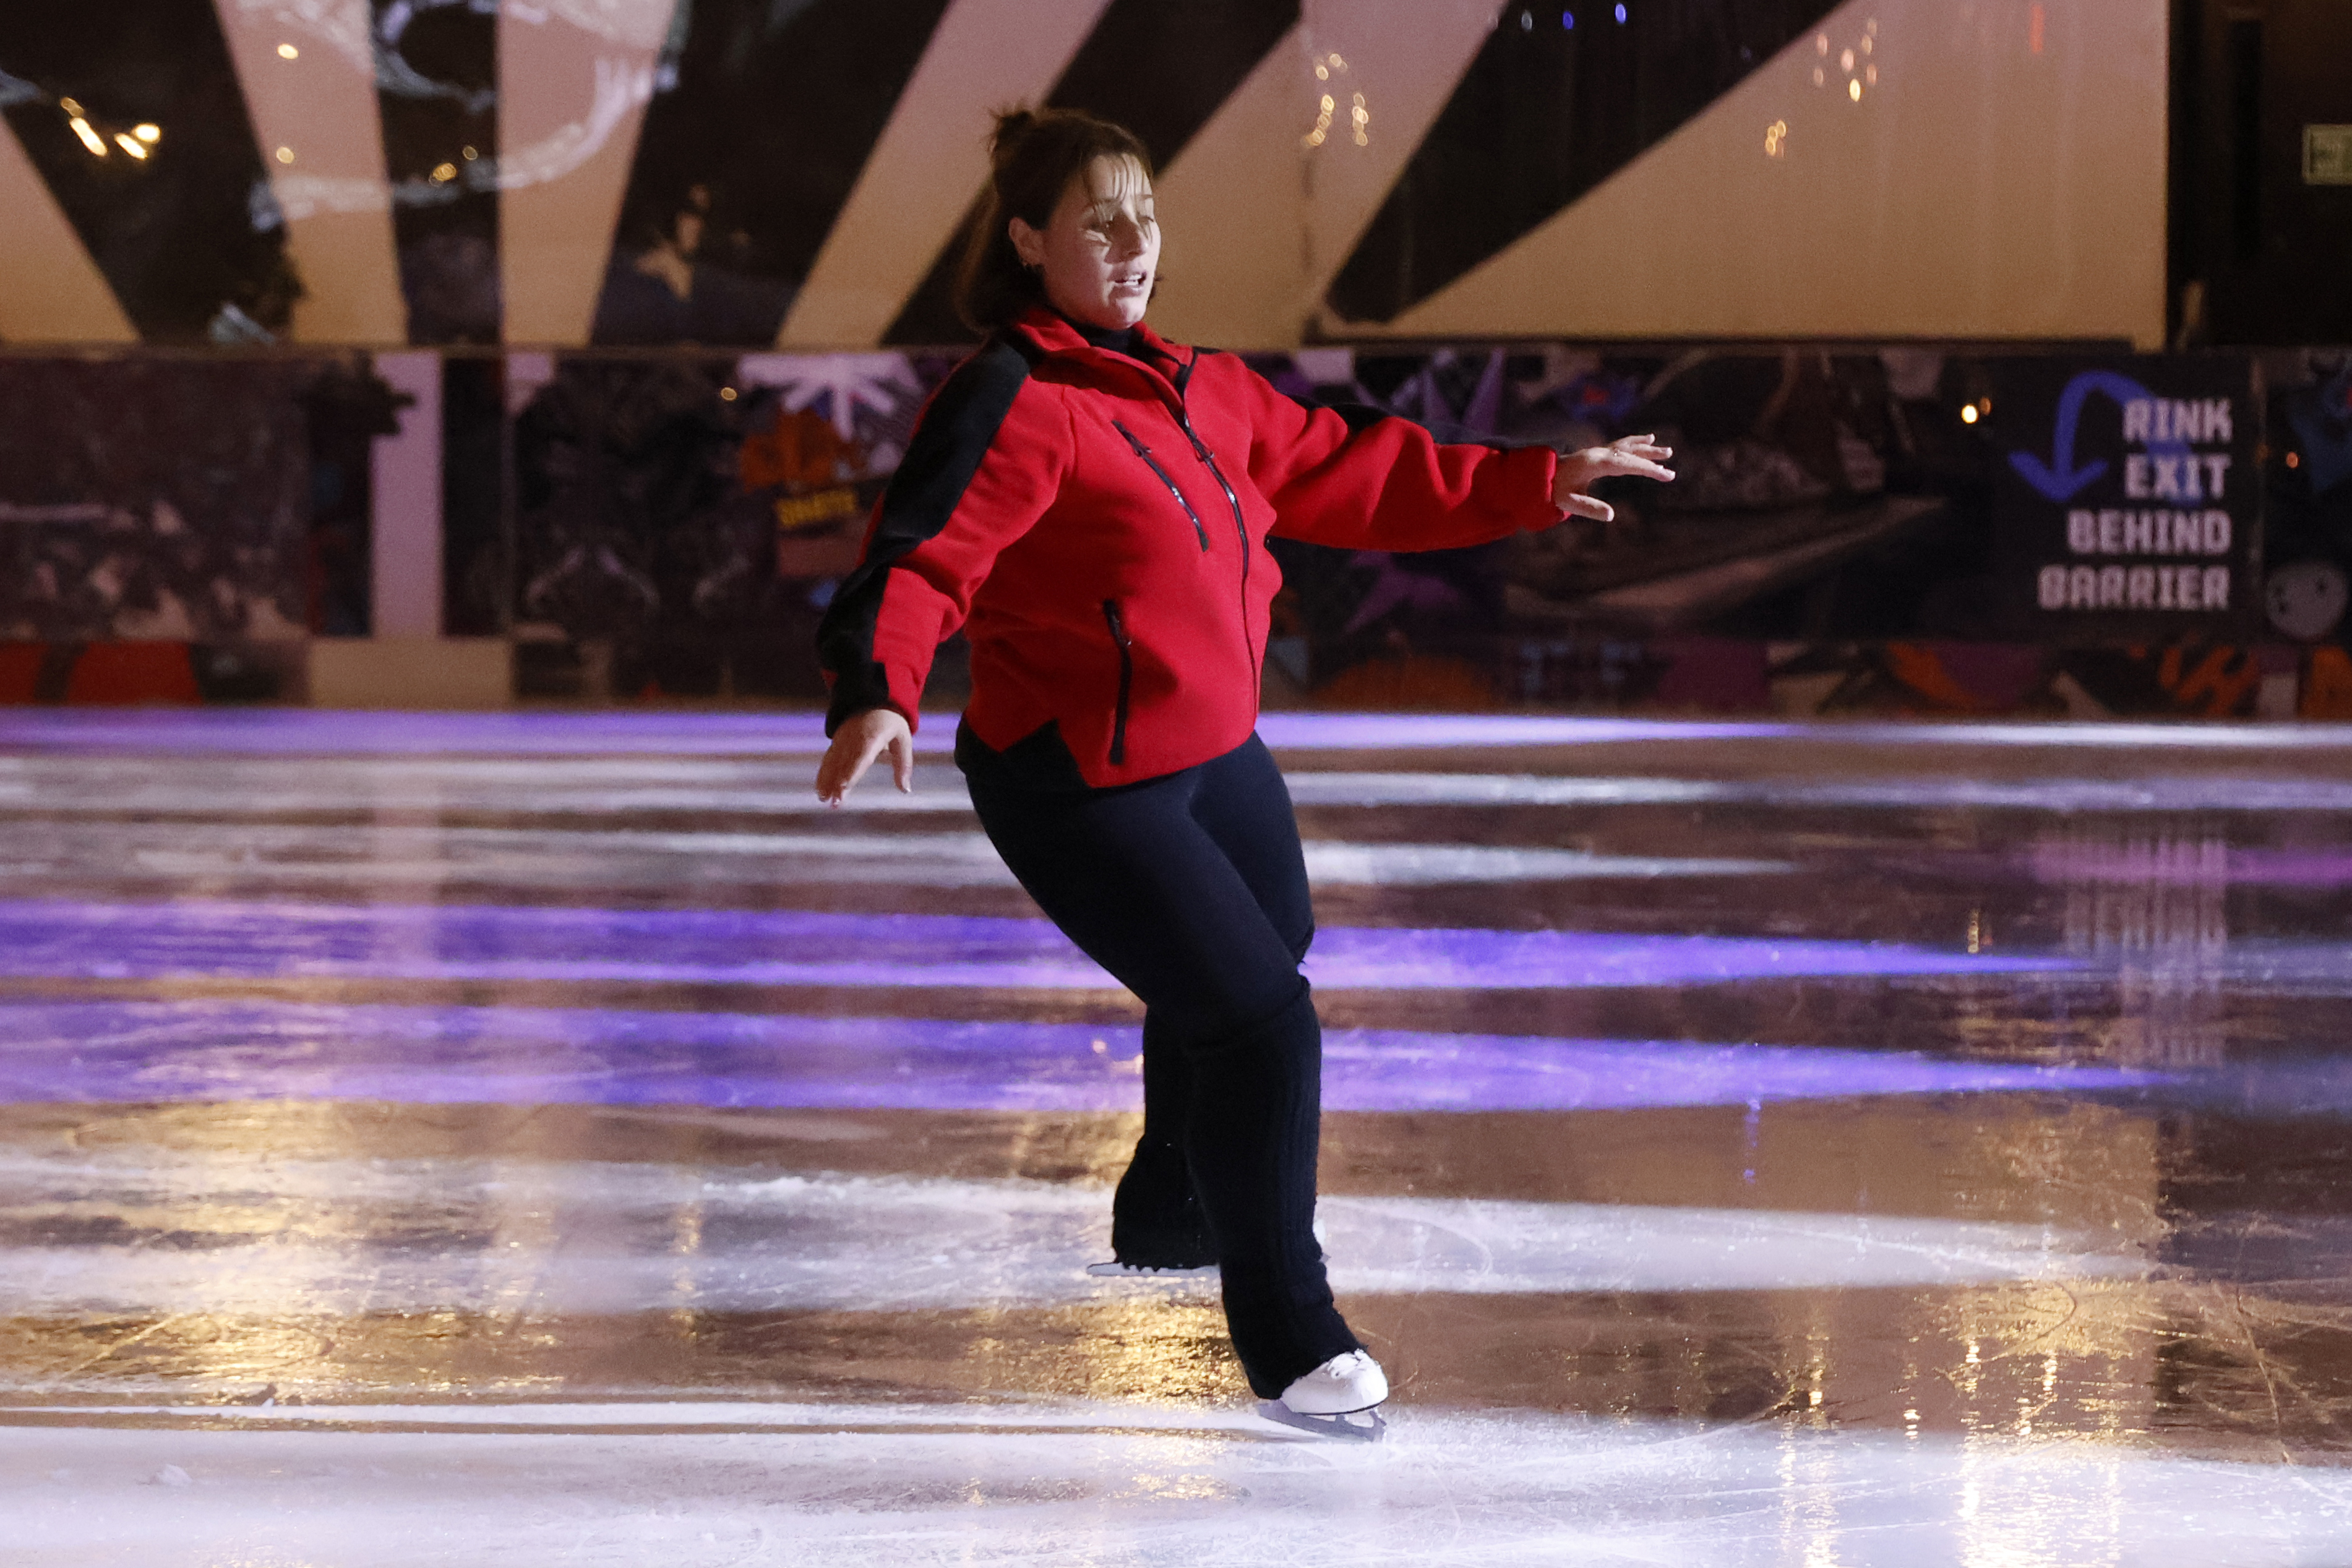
[965,732,1359,1396]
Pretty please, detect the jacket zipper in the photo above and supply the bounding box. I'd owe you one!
[1174,409,1258,693]
[1102,599,1134,765]
[1111,419,1209,551]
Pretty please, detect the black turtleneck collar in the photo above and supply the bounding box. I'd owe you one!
[1063,314,1144,361]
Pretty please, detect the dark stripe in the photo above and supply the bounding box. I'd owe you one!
[0,3,288,342]
[591,0,953,346]
[815,335,1037,732]
[376,0,500,344]
[1327,0,1842,324]
[1044,0,1300,165]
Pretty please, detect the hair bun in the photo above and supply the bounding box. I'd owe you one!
[990,108,1040,163]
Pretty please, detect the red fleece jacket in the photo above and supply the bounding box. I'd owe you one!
[817,309,1561,787]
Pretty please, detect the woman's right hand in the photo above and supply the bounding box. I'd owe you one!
[815,708,914,805]
[1552,434,1675,522]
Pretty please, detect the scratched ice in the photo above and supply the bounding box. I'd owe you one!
[12,753,2352,815]
[5,1405,2352,1568]
[0,1000,2160,1112]
[0,1158,2145,1318]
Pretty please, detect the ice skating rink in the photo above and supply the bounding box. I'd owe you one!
[10,709,2352,1564]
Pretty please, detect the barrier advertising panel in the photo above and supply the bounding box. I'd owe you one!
[1993,356,2260,640]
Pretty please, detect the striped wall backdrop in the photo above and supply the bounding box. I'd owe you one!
[0,0,2167,353]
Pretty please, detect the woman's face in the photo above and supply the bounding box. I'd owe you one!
[1008,154,1159,332]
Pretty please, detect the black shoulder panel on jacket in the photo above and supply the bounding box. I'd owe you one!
[815,335,1037,734]
[1206,346,1390,434]
[1324,401,1394,434]
[1324,397,1513,450]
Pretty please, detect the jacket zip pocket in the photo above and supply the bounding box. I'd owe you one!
[1112,419,1209,551]
[1102,599,1134,765]
[1177,414,1260,693]
[1177,419,1251,560]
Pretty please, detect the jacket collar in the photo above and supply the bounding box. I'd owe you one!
[1008,306,1193,388]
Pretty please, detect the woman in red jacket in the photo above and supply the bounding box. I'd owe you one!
[816,108,1672,1434]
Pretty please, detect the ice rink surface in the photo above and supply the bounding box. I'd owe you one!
[7,710,2352,1564]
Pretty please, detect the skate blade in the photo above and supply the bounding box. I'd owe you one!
[1084,1260,1219,1279]
[1257,1400,1388,1442]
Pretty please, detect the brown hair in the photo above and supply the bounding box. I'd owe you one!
[955,108,1153,333]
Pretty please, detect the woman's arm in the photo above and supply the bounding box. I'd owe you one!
[813,341,1067,800]
[1231,360,1668,551]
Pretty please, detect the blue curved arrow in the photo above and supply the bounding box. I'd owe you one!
[2007,370,2191,503]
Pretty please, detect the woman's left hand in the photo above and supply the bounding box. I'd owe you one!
[1552,434,1675,522]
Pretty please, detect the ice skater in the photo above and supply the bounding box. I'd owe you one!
[814,107,1673,1436]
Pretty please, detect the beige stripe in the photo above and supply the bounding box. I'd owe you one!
[776,0,1115,350]
[500,0,682,346]
[212,0,407,344]
[0,121,135,343]
[1136,25,1311,349]
[1149,1,1505,349]
[1296,0,1510,323]
[1367,0,2166,346]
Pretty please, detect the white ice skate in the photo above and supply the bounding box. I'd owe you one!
[1084,1259,1218,1279]
[1260,1350,1389,1441]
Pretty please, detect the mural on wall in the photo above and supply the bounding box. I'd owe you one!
[1760,640,2270,719]
[504,339,2288,718]
[2262,349,2352,716]
[510,348,954,698]
[0,359,314,643]
[0,355,337,702]
[0,342,2314,718]
[1248,343,1984,679]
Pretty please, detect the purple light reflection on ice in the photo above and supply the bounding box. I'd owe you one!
[1311,925,2067,987]
[0,901,2073,990]
[2,708,2343,757]
[0,1001,2166,1113]
[0,709,1789,756]
[2199,850,2352,887]
[0,709,919,757]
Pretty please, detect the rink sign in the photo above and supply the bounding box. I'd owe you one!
[1993,357,2259,636]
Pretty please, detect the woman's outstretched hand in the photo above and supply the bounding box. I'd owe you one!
[1552,434,1675,522]
[815,707,914,805]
